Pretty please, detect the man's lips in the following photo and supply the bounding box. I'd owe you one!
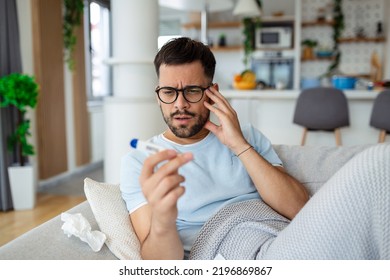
[173,115,193,126]
[174,114,192,120]
[171,110,196,120]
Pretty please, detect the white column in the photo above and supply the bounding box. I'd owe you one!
[293,0,301,90]
[104,0,165,184]
[384,0,390,79]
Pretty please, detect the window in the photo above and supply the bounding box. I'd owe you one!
[158,15,182,49]
[85,0,112,100]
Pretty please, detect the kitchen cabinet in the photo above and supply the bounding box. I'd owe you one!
[222,89,381,146]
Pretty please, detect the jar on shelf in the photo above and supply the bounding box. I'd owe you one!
[317,7,326,21]
[325,3,334,22]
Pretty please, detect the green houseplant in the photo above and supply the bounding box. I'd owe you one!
[242,17,261,68]
[241,0,262,68]
[233,0,262,89]
[325,0,344,76]
[0,73,39,210]
[0,73,39,166]
[63,0,84,71]
[301,39,318,48]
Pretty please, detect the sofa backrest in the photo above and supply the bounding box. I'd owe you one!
[273,145,373,196]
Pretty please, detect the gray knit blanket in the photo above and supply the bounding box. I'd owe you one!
[189,144,390,260]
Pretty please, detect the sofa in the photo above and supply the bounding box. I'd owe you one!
[0,143,386,260]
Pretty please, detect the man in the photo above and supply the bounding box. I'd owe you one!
[120,37,309,260]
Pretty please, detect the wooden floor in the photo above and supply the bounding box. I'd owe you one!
[0,193,85,247]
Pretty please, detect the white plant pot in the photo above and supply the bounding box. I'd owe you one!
[8,165,36,210]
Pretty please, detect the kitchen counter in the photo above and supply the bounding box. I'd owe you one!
[221,89,380,100]
[218,89,382,146]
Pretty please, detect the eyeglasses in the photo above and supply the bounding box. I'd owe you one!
[155,85,211,104]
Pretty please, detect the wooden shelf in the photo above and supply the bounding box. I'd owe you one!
[342,73,370,79]
[261,15,295,23]
[302,20,334,27]
[182,21,241,30]
[210,46,242,52]
[337,37,386,43]
[301,56,335,62]
[255,47,294,51]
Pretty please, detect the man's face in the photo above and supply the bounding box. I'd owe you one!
[157,61,212,142]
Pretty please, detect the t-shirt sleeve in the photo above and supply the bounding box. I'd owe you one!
[120,151,148,213]
[243,123,283,166]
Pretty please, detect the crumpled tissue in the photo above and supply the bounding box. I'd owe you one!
[61,212,106,252]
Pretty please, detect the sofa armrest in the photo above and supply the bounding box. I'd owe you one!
[273,144,373,195]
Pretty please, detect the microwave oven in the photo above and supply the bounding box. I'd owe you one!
[255,27,292,49]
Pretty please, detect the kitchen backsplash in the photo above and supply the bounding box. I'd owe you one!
[160,0,387,88]
[301,0,386,78]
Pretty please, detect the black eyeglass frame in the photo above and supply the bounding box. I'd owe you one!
[155,85,212,104]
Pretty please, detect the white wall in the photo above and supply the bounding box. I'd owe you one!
[16,0,38,186]
[16,0,102,187]
[261,0,295,17]
[88,104,104,163]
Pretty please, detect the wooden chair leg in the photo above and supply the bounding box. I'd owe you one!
[334,128,342,146]
[379,130,386,143]
[301,128,308,146]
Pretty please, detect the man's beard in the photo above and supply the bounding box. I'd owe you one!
[161,108,209,138]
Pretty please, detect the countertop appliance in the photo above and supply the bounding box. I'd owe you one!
[255,26,293,49]
[251,50,294,89]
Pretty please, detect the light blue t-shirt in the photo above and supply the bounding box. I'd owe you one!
[120,124,282,252]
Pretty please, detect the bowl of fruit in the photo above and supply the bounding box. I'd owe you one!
[233,70,257,90]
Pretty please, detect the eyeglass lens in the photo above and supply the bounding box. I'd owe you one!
[157,86,206,103]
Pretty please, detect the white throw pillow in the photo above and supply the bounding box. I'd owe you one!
[83,177,142,259]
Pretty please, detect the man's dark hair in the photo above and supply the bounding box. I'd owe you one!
[154,37,216,81]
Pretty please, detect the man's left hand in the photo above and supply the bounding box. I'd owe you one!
[203,86,249,155]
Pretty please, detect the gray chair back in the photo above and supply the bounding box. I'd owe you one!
[370,90,390,132]
[293,87,350,131]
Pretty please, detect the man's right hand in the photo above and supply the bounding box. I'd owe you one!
[131,149,193,259]
[140,150,193,230]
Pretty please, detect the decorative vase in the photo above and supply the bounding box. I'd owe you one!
[302,47,315,60]
[8,165,36,210]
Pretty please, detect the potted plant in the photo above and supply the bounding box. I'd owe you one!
[301,39,318,60]
[323,0,345,77]
[63,0,84,70]
[242,17,261,69]
[0,73,39,210]
[218,33,227,47]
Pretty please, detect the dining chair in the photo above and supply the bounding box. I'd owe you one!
[293,87,350,146]
[369,90,390,143]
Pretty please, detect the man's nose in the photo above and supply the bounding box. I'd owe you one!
[174,91,189,109]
